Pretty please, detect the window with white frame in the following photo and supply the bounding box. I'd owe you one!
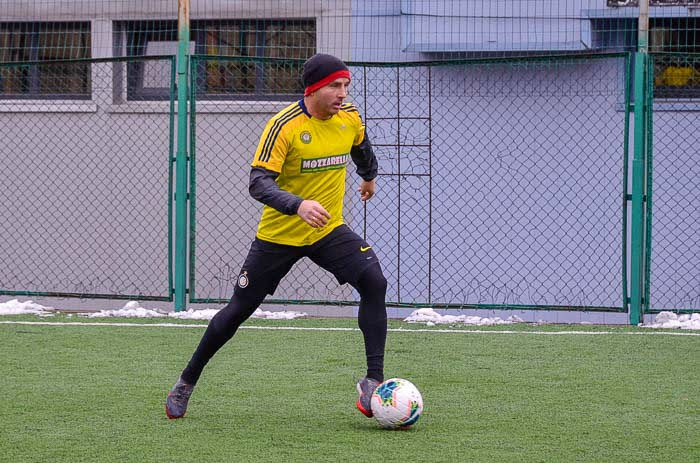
[115,19,316,101]
[0,22,91,99]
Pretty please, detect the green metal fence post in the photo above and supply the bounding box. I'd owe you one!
[621,53,632,317]
[643,56,654,317]
[629,1,650,325]
[174,0,191,311]
[630,52,648,325]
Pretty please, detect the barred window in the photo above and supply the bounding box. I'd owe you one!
[116,19,316,101]
[650,18,700,98]
[607,1,700,6]
[591,17,700,99]
[0,22,91,99]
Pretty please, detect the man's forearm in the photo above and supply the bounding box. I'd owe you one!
[350,136,378,181]
[249,167,304,215]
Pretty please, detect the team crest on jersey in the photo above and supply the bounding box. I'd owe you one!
[238,271,249,288]
[300,131,312,144]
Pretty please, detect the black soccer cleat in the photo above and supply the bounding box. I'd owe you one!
[355,377,380,418]
[165,376,195,419]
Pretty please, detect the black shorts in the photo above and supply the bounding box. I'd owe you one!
[235,224,381,297]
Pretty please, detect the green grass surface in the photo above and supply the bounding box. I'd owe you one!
[2,315,699,462]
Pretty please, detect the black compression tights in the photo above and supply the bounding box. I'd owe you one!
[180,287,264,385]
[180,264,388,386]
[354,264,387,382]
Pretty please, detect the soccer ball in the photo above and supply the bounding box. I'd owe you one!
[370,378,423,429]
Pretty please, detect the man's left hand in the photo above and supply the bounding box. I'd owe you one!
[358,179,376,201]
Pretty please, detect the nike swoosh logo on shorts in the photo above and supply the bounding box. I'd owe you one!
[360,246,371,252]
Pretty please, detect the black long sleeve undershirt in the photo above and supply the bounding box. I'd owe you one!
[248,167,303,215]
[350,136,378,181]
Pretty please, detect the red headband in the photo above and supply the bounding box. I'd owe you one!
[304,70,351,96]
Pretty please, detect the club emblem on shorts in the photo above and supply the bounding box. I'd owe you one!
[300,131,312,144]
[238,271,249,288]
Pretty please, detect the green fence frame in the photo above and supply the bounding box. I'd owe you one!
[0,55,177,302]
[186,53,633,313]
[4,52,697,320]
[643,52,700,315]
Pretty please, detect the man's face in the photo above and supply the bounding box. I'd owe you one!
[311,77,350,119]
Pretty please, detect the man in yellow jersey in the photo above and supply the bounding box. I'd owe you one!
[166,54,387,420]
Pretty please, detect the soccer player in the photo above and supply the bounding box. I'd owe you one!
[166,53,387,420]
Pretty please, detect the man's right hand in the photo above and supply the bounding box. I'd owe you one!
[297,200,331,228]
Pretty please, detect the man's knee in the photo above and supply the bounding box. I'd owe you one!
[358,264,387,295]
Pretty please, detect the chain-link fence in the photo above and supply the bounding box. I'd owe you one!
[2,1,699,316]
[189,54,631,310]
[3,54,699,314]
[0,56,175,301]
[647,53,700,313]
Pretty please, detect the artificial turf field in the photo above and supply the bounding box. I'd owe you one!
[2,315,698,463]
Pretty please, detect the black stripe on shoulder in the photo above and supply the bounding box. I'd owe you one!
[258,107,304,163]
[259,106,302,160]
[341,103,359,114]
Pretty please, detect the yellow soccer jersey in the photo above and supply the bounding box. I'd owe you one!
[251,100,365,246]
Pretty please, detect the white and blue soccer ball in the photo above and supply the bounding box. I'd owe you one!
[370,378,423,429]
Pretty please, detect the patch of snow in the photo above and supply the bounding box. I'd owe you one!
[0,299,53,315]
[84,301,166,318]
[251,309,307,320]
[404,308,523,326]
[0,299,308,321]
[169,309,220,320]
[81,302,307,321]
[643,311,700,330]
[166,308,307,321]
